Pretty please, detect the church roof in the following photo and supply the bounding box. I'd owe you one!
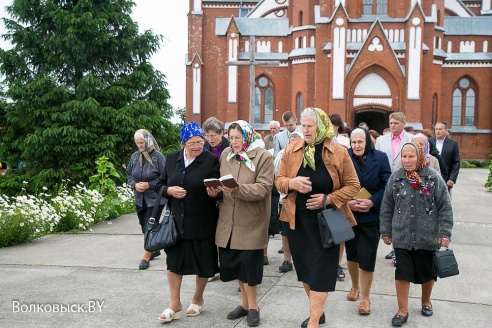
[446,53,492,61]
[216,17,290,36]
[444,17,492,35]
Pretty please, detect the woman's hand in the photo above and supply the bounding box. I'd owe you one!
[348,199,359,212]
[289,176,312,194]
[437,237,450,247]
[167,186,187,199]
[218,186,234,193]
[135,182,149,193]
[383,236,392,245]
[206,187,220,198]
[306,193,329,210]
[355,199,373,212]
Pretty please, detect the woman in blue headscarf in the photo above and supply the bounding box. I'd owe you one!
[155,122,220,323]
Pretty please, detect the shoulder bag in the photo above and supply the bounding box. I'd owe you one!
[317,194,355,249]
[434,246,459,278]
[144,187,179,252]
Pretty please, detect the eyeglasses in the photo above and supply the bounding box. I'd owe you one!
[228,136,243,142]
[205,134,220,139]
[185,141,204,148]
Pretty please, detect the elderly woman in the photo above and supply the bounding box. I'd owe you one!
[126,129,166,270]
[202,116,230,158]
[380,142,453,327]
[211,120,273,327]
[275,108,360,328]
[412,133,441,174]
[346,128,391,315]
[155,122,220,323]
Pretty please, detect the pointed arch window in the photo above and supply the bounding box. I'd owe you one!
[363,0,387,15]
[254,76,274,124]
[297,93,304,119]
[299,11,303,26]
[452,77,476,126]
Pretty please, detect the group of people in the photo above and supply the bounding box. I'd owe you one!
[125,109,456,327]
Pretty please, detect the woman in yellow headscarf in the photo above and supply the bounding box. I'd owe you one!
[275,108,360,328]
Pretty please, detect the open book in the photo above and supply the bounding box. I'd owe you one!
[203,174,239,188]
[354,187,372,199]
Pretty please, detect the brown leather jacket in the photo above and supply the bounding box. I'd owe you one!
[275,138,360,229]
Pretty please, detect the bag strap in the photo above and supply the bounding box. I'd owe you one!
[148,187,166,227]
[321,194,328,209]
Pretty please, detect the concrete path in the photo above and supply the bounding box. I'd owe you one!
[0,168,491,327]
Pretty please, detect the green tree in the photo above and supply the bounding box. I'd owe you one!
[0,0,180,190]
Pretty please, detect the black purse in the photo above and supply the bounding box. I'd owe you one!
[144,188,179,252]
[433,247,459,278]
[317,194,355,249]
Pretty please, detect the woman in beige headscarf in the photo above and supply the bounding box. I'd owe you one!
[126,129,167,270]
[275,108,360,328]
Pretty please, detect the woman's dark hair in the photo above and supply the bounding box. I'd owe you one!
[227,123,243,136]
[328,113,344,135]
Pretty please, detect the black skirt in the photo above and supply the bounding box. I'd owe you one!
[165,238,219,278]
[218,247,263,287]
[394,248,437,284]
[287,213,339,292]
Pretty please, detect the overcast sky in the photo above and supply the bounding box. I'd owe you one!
[0,1,189,110]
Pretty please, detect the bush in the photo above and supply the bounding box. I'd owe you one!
[460,160,488,168]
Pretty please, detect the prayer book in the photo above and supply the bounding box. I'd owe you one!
[203,174,239,188]
[354,187,372,199]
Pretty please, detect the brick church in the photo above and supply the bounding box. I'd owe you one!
[185,0,491,160]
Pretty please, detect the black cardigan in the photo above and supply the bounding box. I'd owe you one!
[156,149,220,240]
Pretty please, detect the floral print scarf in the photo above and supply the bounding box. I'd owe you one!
[403,142,430,195]
[226,120,265,172]
[137,129,160,167]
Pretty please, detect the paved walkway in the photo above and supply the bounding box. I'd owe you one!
[0,168,491,327]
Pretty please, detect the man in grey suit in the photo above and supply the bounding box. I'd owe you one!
[273,111,301,157]
[375,112,414,173]
[429,121,460,190]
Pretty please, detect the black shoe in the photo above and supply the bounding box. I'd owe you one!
[263,256,269,265]
[149,251,161,261]
[385,250,395,259]
[227,306,248,320]
[391,313,409,327]
[247,309,260,327]
[337,265,345,279]
[279,260,293,272]
[138,259,149,270]
[421,305,433,317]
[278,247,284,254]
[300,312,325,328]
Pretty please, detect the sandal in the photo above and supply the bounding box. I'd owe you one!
[347,287,360,301]
[358,300,371,315]
[337,265,346,279]
[186,303,205,317]
[159,308,182,322]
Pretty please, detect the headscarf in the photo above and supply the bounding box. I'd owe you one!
[350,127,374,170]
[226,120,265,172]
[135,129,160,167]
[180,121,204,144]
[402,142,430,195]
[421,135,432,158]
[303,108,335,170]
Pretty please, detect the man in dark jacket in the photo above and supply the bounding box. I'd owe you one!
[429,122,460,190]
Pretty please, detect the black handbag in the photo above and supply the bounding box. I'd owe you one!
[144,188,179,252]
[317,194,355,249]
[433,247,459,278]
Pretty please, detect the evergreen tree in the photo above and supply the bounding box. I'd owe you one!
[0,0,180,189]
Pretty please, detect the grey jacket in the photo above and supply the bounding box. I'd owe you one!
[126,150,167,207]
[380,166,453,251]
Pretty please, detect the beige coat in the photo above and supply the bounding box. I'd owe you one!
[216,147,274,250]
[275,138,360,229]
